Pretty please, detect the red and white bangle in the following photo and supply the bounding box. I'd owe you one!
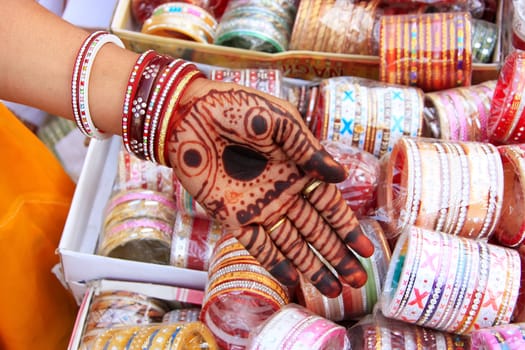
[72,31,125,139]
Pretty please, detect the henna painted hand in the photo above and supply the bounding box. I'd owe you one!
[166,78,374,297]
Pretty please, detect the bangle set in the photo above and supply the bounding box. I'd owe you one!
[513,0,525,51]
[379,12,472,92]
[314,76,424,158]
[377,137,504,239]
[296,218,391,322]
[471,19,498,64]
[471,323,525,350]
[488,50,525,144]
[246,303,349,350]
[380,226,521,335]
[210,68,283,98]
[201,234,290,350]
[423,80,496,142]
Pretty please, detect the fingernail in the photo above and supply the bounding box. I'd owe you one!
[342,269,368,289]
[344,226,375,258]
[312,269,342,298]
[336,257,368,288]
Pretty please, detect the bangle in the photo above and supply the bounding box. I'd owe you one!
[71,31,124,139]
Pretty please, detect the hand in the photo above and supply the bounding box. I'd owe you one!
[166,78,374,297]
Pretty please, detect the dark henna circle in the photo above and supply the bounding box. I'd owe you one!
[307,182,375,258]
[222,145,268,181]
[234,225,299,289]
[286,196,368,288]
[264,216,342,298]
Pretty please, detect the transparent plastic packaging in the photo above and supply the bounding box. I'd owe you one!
[246,303,350,350]
[423,81,496,142]
[347,312,470,349]
[296,218,391,321]
[470,323,525,349]
[311,76,424,158]
[379,12,472,92]
[512,0,525,50]
[380,226,521,335]
[471,19,499,63]
[289,0,382,55]
[321,140,380,216]
[376,137,504,240]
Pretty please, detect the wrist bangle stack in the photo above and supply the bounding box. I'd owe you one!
[71,31,125,139]
[380,226,521,335]
[246,303,349,350]
[201,233,290,350]
[377,137,504,240]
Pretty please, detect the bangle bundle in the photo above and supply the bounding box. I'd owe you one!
[97,189,178,264]
[347,313,470,350]
[313,76,424,158]
[141,2,218,43]
[162,308,201,323]
[214,0,298,53]
[172,177,209,219]
[170,212,223,271]
[201,233,290,350]
[488,50,525,145]
[71,31,125,139]
[84,321,218,350]
[210,68,283,98]
[471,19,498,63]
[379,12,472,92]
[423,80,496,142]
[377,137,504,239]
[492,144,525,247]
[470,323,525,349]
[246,303,349,350]
[380,226,521,335]
[513,0,525,50]
[288,0,381,55]
[296,218,391,321]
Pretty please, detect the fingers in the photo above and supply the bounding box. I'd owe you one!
[263,216,343,298]
[304,180,375,259]
[232,224,299,290]
[272,106,347,183]
[286,195,368,288]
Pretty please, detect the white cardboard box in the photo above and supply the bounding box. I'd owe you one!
[58,136,207,304]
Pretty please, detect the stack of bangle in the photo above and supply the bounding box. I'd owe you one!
[170,211,223,271]
[379,12,472,92]
[377,137,504,239]
[210,68,283,98]
[423,80,496,142]
[288,0,381,55]
[214,0,298,53]
[97,189,178,264]
[471,19,498,63]
[470,323,525,349]
[201,233,290,350]
[162,308,201,323]
[347,313,470,349]
[513,0,525,50]
[141,2,218,44]
[246,303,349,350]
[296,218,391,321]
[71,31,125,139]
[313,76,424,157]
[492,144,525,247]
[84,321,218,350]
[115,147,174,194]
[172,177,209,219]
[488,50,525,145]
[80,290,169,347]
[380,226,521,335]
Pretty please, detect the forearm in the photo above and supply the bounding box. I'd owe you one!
[0,0,139,135]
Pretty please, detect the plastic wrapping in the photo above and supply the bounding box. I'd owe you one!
[379,12,472,92]
[312,76,425,158]
[492,144,525,247]
[96,189,177,264]
[376,137,504,240]
[423,80,496,142]
[214,0,298,53]
[141,2,219,44]
[472,19,499,63]
[209,68,284,98]
[201,234,290,350]
[80,321,218,350]
[296,218,391,321]
[347,312,470,349]
[380,226,521,335]
[321,140,380,216]
[513,0,525,50]
[488,51,525,145]
[470,323,525,349]
[170,211,223,270]
[246,303,350,350]
[289,0,382,55]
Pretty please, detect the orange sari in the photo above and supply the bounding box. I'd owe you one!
[0,103,77,349]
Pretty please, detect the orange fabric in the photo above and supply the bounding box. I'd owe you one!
[0,103,78,350]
